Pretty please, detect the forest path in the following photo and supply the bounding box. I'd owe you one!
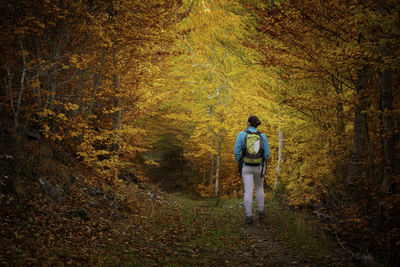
[1,170,354,266]
[239,220,310,266]
[141,164,353,266]
[136,191,354,266]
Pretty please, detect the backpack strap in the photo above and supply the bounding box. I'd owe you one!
[245,130,260,134]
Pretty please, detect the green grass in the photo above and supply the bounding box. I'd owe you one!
[264,198,333,259]
[168,194,243,265]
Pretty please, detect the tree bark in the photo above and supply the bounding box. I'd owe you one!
[381,46,396,194]
[332,75,345,184]
[48,77,56,132]
[208,105,214,186]
[332,75,345,136]
[274,126,283,190]
[214,83,230,197]
[209,135,214,186]
[6,64,15,124]
[215,129,222,197]
[111,73,121,153]
[81,51,106,138]
[346,69,367,191]
[13,37,27,129]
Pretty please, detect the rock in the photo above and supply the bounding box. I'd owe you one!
[39,177,63,203]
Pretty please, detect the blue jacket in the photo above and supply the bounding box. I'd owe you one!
[234,126,270,164]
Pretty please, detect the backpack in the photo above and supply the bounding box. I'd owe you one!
[242,131,264,166]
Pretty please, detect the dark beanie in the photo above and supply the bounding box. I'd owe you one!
[248,115,261,127]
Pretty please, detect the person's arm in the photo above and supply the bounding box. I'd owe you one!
[262,133,270,160]
[234,131,245,162]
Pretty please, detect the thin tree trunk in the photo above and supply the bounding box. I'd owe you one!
[215,129,222,197]
[214,82,230,197]
[209,135,214,186]
[274,126,283,190]
[275,81,283,190]
[332,75,345,184]
[87,52,106,124]
[6,64,15,122]
[346,69,367,191]
[81,51,106,138]
[48,37,62,132]
[7,21,27,130]
[111,73,121,153]
[381,46,395,194]
[49,79,56,132]
[209,106,214,186]
[332,75,345,136]
[31,36,42,106]
[214,84,230,196]
[14,37,27,129]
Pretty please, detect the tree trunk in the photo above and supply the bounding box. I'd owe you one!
[214,84,229,197]
[111,73,121,153]
[6,64,15,126]
[346,69,367,191]
[208,106,214,186]
[332,75,345,184]
[332,75,345,137]
[215,129,222,197]
[14,37,27,129]
[49,79,56,132]
[209,135,214,186]
[381,46,396,194]
[31,36,42,106]
[274,126,283,190]
[81,51,106,138]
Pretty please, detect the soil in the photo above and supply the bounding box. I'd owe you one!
[237,220,354,266]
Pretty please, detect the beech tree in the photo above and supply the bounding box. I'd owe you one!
[238,0,399,260]
[1,0,398,262]
[0,0,184,178]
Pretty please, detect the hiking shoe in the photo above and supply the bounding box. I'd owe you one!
[258,211,265,220]
[245,216,254,224]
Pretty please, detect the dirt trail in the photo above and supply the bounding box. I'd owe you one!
[237,220,318,266]
[145,165,355,266]
[240,222,306,266]
[236,220,353,266]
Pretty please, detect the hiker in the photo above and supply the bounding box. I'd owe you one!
[234,115,270,224]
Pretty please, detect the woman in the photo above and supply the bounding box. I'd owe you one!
[234,115,270,224]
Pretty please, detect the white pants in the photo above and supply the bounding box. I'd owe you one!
[242,165,264,217]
